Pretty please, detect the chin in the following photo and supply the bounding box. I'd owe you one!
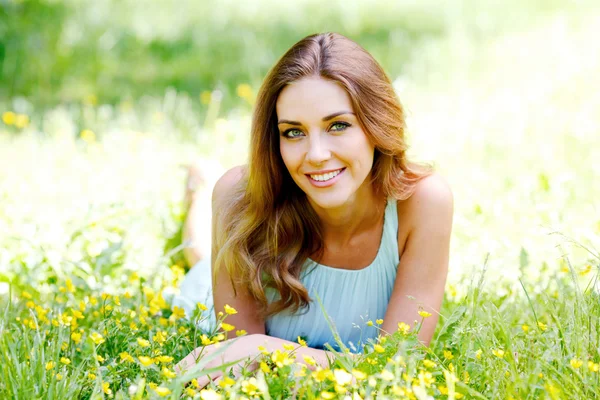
[304,190,352,210]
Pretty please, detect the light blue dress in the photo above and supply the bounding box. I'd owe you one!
[167,198,400,354]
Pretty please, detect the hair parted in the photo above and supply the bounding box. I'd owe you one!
[213,32,434,319]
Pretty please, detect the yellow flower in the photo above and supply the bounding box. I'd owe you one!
[475,349,482,359]
[162,367,177,379]
[295,366,307,377]
[120,352,134,363]
[197,302,208,311]
[537,322,547,331]
[224,304,237,314]
[463,370,470,383]
[283,343,295,351]
[137,338,150,347]
[373,344,385,353]
[185,387,197,397]
[80,129,96,143]
[236,329,247,337]
[444,350,454,360]
[522,324,529,333]
[236,83,253,100]
[418,310,432,318]
[297,336,307,346]
[55,373,63,381]
[397,322,411,335]
[200,335,212,346]
[60,357,71,365]
[376,319,383,325]
[221,323,235,332]
[169,306,186,321]
[102,382,112,395]
[155,355,174,363]
[90,332,105,345]
[303,354,317,366]
[333,369,353,386]
[271,350,293,368]
[14,114,29,129]
[200,91,212,105]
[352,369,367,380]
[579,265,592,276]
[260,361,271,373]
[88,373,96,380]
[241,377,261,396]
[45,361,55,370]
[218,376,235,388]
[423,359,437,369]
[380,369,394,381]
[587,361,599,372]
[570,358,583,369]
[96,355,105,363]
[138,356,154,366]
[492,349,505,358]
[200,388,222,400]
[366,320,374,326]
[154,330,167,345]
[154,386,171,397]
[2,111,16,125]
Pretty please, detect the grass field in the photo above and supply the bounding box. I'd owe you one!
[1,4,600,399]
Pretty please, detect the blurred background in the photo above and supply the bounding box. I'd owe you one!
[1,0,599,296]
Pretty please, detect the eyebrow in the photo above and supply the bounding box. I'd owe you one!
[277,111,355,126]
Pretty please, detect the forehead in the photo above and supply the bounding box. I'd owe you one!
[276,76,354,120]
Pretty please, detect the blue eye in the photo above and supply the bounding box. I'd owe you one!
[283,129,304,138]
[330,122,350,132]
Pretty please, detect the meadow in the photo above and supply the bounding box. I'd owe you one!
[1,1,600,399]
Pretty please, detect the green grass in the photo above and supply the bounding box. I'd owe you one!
[1,4,600,400]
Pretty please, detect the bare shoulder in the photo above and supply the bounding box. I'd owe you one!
[409,173,453,210]
[212,165,247,205]
[397,172,454,237]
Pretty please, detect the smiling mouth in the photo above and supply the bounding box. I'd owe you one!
[306,168,345,182]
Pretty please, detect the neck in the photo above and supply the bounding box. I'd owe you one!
[308,183,386,246]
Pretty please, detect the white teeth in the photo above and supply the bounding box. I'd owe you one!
[310,169,342,182]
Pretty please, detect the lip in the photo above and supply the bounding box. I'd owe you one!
[305,167,345,175]
[305,167,346,188]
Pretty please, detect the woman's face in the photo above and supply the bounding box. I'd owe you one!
[276,76,375,210]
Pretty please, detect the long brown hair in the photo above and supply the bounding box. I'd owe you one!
[213,32,434,318]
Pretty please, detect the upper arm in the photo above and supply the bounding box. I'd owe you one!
[382,173,454,346]
[211,165,266,337]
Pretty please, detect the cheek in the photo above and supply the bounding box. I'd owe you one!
[279,144,298,172]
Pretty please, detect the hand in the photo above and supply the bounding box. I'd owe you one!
[175,334,266,389]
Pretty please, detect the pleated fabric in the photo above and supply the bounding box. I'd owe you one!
[167,198,399,354]
[265,198,399,353]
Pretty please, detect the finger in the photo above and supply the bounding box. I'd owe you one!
[195,370,223,390]
[175,348,204,375]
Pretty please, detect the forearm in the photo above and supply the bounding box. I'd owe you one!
[256,334,356,371]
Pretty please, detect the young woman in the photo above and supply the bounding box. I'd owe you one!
[173,32,453,385]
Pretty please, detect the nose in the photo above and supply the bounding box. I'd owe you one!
[305,134,331,166]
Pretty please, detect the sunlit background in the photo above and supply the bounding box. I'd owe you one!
[1,0,599,302]
[2,1,600,398]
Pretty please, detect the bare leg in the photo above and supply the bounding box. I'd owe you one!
[181,162,207,268]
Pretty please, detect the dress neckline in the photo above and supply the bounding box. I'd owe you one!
[305,199,391,273]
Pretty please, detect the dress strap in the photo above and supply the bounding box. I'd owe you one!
[382,197,400,266]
